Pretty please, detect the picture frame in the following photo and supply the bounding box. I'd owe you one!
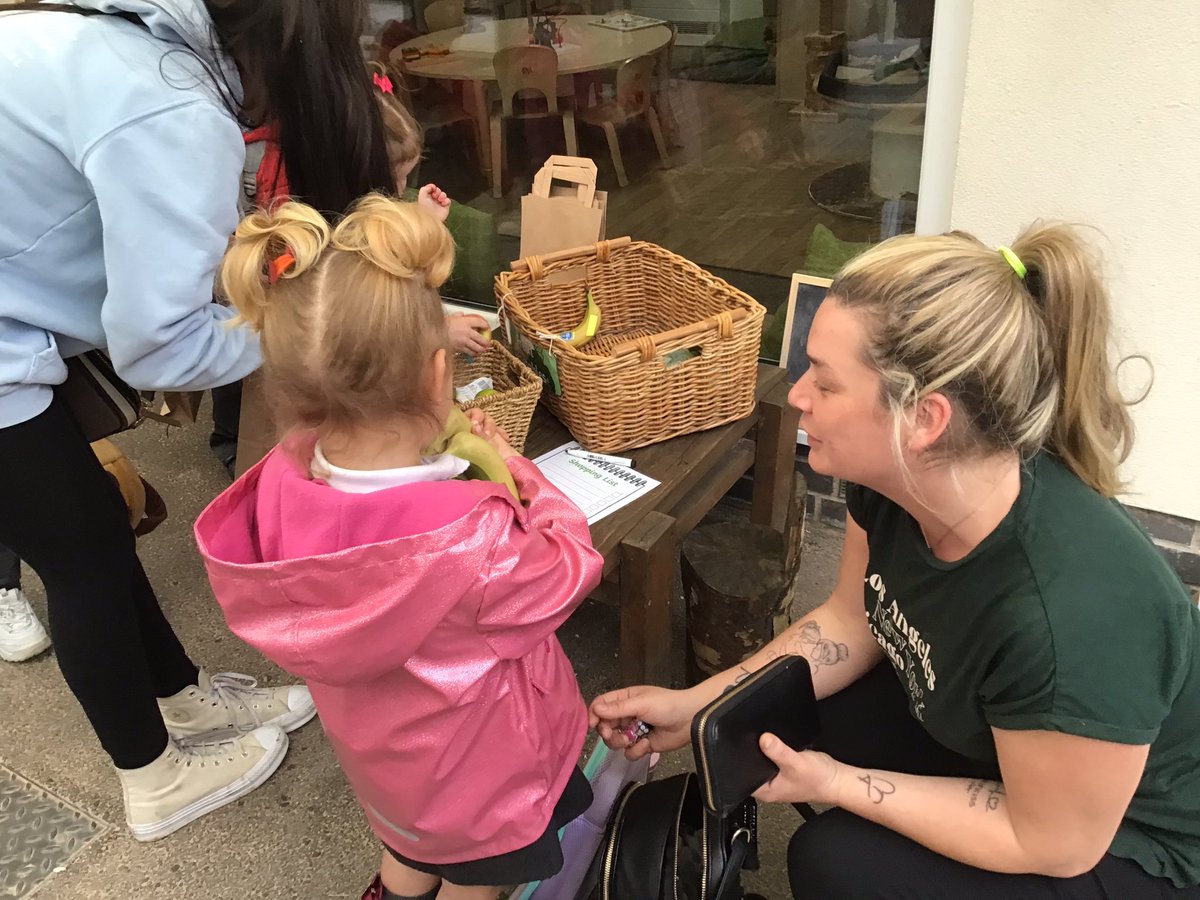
[779,273,833,384]
[778,273,833,446]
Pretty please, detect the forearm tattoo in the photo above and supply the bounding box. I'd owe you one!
[966,780,1006,812]
[764,619,850,672]
[723,666,754,694]
[858,773,896,804]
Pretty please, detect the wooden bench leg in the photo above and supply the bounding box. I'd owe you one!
[618,511,677,686]
[751,378,800,534]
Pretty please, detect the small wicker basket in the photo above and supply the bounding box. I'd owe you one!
[454,339,542,454]
[495,237,765,453]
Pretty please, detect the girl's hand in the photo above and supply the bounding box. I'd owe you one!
[589,685,704,760]
[448,314,492,356]
[752,735,842,805]
[465,407,517,460]
[417,183,451,223]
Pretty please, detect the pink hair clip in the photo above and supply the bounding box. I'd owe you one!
[373,72,394,95]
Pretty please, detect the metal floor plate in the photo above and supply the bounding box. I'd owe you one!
[0,766,106,898]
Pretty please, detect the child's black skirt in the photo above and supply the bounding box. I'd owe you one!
[384,765,593,886]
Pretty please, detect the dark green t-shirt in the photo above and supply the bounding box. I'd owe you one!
[847,454,1200,887]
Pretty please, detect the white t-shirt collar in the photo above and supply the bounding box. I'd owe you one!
[311,443,470,494]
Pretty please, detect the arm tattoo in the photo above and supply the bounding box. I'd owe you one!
[858,773,895,804]
[775,620,850,672]
[987,783,1005,811]
[749,621,849,689]
[967,780,1005,812]
[723,666,753,694]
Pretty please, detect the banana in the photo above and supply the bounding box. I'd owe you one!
[537,289,602,349]
[424,408,519,499]
[569,290,602,348]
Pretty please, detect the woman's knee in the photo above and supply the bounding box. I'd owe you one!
[787,810,891,900]
[788,812,852,899]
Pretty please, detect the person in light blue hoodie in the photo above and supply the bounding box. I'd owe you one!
[0,0,397,843]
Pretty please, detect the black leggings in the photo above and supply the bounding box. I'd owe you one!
[0,541,19,590]
[0,395,197,769]
[788,664,1200,899]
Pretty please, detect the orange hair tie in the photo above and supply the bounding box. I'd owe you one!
[267,250,296,285]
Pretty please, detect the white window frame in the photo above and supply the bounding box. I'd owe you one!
[915,0,974,234]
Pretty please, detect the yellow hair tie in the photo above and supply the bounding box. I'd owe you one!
[997,246,1027,279]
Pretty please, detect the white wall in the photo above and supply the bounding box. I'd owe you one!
[949,1,1200,519]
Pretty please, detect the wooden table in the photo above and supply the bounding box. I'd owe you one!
[524,364,799,686]
[392,15,672,176]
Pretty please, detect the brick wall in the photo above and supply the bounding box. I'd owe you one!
[1125,507,1200,598]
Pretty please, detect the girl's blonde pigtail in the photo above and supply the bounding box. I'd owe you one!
[219,202,332,332]
[332,193,454,289]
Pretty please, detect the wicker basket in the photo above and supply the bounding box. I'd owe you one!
[495,237,765,453]
[454,340,542,453]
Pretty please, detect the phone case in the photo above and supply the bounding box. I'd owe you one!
[690,655,820,816]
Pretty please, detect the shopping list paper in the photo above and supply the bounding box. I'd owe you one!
[532,442,660,524]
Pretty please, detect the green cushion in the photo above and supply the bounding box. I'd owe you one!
[804,223,871,279]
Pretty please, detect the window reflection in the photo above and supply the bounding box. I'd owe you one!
[362,0,935,362]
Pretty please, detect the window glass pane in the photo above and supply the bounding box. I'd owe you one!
[364,0,934,362]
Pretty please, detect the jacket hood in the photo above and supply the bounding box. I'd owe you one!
[195,447,524,686]
[72,0,241,99]
[73,0,211,49]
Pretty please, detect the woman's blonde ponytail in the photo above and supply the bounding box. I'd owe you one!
[831,222,1143,498]
[1011,224,1137,496]
[219,202,331,332]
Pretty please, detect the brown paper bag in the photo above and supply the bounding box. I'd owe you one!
[160,391,203,426]
[519,156,607,260]
[142,390,205,428]
[233,372,278,478]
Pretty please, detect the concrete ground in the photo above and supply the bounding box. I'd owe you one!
[1,404,842,899]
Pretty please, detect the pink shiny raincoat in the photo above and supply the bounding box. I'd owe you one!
[194,443,603,863]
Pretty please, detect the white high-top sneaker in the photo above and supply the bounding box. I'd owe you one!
[0,587,51,662]
[118,726,288,842]
[158,669,316,737]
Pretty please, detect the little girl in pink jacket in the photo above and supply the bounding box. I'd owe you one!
[194,195,602,900]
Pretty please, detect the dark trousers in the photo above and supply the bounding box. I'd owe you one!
[0,542,19,590]
[209,380,242,462]
[788,664,1200,900]
[0,395,197,769]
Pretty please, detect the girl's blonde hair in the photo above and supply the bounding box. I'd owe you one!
[370,62,423,181]
[830,223,1139,497]
[220,193,454,438]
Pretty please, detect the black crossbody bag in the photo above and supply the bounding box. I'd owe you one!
[591,657,819,899]
[595,772,757,900]
[58,350,144,441]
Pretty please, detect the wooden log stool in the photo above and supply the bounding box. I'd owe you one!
[682,474,807,685]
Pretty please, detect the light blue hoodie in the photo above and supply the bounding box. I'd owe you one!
[0,0,260,429]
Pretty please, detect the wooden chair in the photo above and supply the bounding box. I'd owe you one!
[577,54,671,187]
[652,24,681,146]
[490,45,578,198]
[423,0,464,32]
